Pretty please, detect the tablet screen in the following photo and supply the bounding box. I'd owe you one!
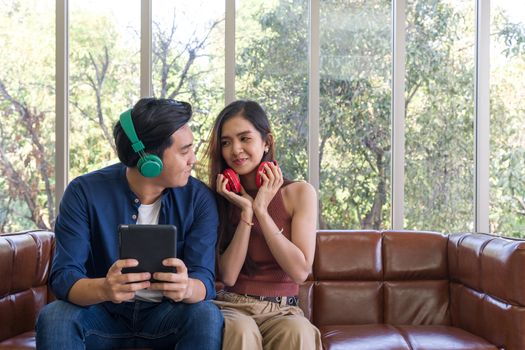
[118,224,177,279]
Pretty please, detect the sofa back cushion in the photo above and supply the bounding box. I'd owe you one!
[0,231,54,342]
[449,233,525,350]
[308,230,450,327]
[383,231,450,325]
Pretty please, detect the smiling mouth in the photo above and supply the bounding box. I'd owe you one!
[233,158,248,165]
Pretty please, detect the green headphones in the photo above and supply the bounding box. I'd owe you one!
[119,109,163,178]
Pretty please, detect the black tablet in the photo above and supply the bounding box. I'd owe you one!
[118,224,177,278]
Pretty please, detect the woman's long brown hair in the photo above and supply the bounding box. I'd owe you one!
[205,100,276,275]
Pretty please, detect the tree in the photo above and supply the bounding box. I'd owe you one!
[0,0,55,230]
[235,0,524,236]
[151,8,225,178]
[1,0,523,237]
[236,0,393,229]
[488,9,525,236]
[0,1,225,230]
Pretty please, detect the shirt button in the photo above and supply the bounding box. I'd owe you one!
[132,214,137,220]
[134,198,139,204]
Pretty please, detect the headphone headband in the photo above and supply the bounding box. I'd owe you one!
[119,109,145,153]
[119,108,163,178]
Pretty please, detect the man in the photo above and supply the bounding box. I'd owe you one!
[36,98,223,349]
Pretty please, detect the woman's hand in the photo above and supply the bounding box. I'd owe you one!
[216,173,254,212]
[253,162,283,215]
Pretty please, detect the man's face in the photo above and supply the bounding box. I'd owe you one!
[157,124,196,188]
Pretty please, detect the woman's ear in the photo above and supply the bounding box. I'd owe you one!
[265,133,274,153]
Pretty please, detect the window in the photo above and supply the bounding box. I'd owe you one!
[152,0,224,179]
[490,0,525,237]
[236,0,309,183]
[1,0,523,237]
[69,0,140,179]
[319,0,392,229]
[0,0,55,231]
[405,0,475,232]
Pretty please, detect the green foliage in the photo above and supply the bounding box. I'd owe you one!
[0,0,523,237]
[150,6,225,179]
[237,0,393,229]
[68,10,140,178]
[404,0,475,232]
[0,0,55,231]
[236,0,309,182]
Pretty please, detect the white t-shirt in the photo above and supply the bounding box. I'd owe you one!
[136,198,162,225]
[134,198,164,302]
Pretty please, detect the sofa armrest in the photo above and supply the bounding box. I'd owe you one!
[0,230,55,343]
[448,233,525,350]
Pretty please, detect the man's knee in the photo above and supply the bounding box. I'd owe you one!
[37,300,84,327]
[186,301,224,331]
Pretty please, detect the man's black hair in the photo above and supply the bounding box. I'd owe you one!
[113,98,192,167]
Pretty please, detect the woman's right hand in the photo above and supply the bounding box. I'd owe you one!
[216,174,253,212]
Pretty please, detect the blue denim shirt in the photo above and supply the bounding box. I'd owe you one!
[50,163,218,301]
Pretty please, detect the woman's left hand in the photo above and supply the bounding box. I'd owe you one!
[253,162,283,214]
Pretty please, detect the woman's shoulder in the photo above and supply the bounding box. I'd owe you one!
[283,180,315,194]
[281,180,317,213]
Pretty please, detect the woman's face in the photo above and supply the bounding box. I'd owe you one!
[220,115,267,175]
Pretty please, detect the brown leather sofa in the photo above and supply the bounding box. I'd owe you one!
[0,230,54,350]
[299,230,525,350]
[1,229,524,349]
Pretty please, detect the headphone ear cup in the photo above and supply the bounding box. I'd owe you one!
[137,154,163,178]
[222,168,241,193]
[256,161,279,188]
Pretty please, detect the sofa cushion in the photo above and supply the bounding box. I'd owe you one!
[320,324,410,350]
[397,325,498,350]
[314,230,382,280]
[0,231,54,343]
[320,324,497,350]
[384,280,450,325]
[0,331,35,350]
[314,281,383,326]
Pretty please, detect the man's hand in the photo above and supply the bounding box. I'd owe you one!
[102,259,151,303]
[149,258,192,302]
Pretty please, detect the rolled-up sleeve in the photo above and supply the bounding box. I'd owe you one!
[50,180,91,300]
[184,187,219,300]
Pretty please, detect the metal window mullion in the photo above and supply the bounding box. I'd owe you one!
[475,0,490,233]
[225,0,235,104]
[308,0,320,227]
[392,0,406,230]
[55,0,69,215]
[141,0,152,97]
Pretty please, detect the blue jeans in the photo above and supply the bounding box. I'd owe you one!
[36,299,223,350]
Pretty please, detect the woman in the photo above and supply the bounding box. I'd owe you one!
[206,100,321,349]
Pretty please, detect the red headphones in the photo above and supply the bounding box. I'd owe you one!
[222,161,278,194]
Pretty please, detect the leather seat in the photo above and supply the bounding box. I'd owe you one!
[321,325,498,350]
[299,230,525,350]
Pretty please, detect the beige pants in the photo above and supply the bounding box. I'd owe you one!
[213,292,322,350]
